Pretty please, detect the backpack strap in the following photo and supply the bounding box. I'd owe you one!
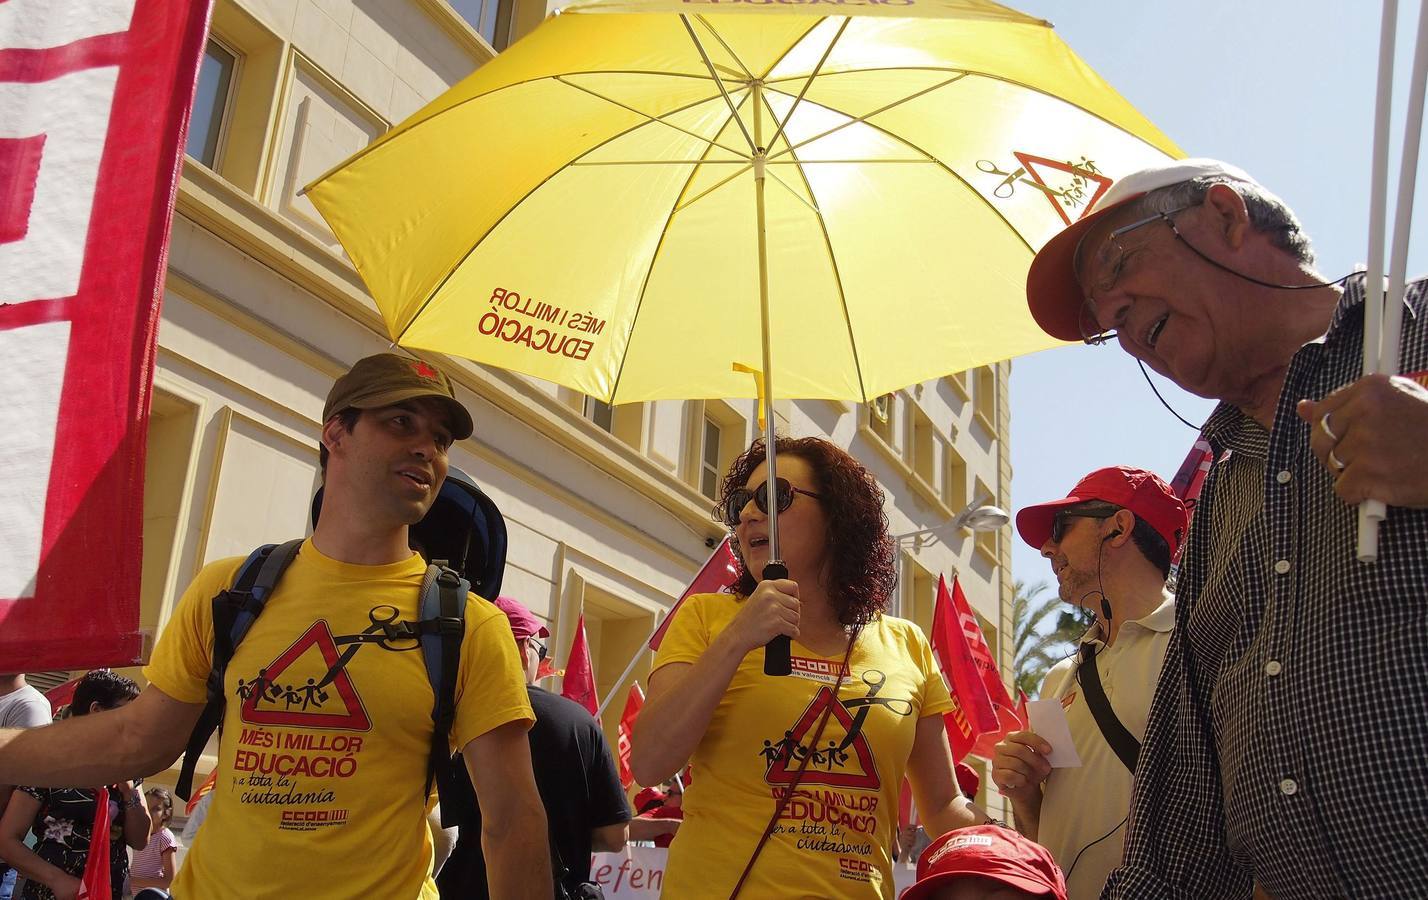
[176,539,303,800]
[418,562,467,798]
[1076,642,1141,773]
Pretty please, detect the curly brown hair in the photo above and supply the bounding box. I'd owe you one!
[717,436,896,627]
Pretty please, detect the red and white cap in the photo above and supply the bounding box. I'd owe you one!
[899,825,1067,900]
[1016,466,1187,557]
[1025,158,1258,342]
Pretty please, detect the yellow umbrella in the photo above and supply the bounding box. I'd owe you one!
[305,0,1179,671]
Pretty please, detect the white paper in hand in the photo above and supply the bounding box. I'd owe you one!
[1026,699,1082,768]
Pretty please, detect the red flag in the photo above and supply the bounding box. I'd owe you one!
[617,683,645,789]
[649,537,739,651]
[949,575,1017,712]
[932,575,998,747]
[969,690,1029,760]
[561,615,599,715]
[1169,438,1214,564]
[185,768,218,816]
[76,786,110,899]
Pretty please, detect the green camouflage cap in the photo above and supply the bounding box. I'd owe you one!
[323,353,473,440]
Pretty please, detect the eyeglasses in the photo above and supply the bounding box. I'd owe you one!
[527,638,547,661]
[1074,207,1190,345]
[1049,506,1119,543]
[717,477,823,528]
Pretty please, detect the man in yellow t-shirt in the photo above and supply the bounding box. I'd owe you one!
[0,354,550,899]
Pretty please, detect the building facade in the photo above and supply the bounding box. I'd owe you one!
[71,0,1016,815]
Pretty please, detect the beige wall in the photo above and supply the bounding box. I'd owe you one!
[111,0,1015,817]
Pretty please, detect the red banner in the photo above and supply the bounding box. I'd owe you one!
[0,0,212,669]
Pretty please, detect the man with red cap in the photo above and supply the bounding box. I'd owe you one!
[1025,158,1428,899]
[900,824,1067,900]
[992,467,1184,900]
[437,596,630,900]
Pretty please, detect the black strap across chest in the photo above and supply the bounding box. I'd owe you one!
[1076,642,1141,774]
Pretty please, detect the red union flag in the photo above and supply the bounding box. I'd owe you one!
[561,614,599,716]
[649,536,739,651]
[0,0,212,669]
[617,682,645,789]
[932,575,998,742]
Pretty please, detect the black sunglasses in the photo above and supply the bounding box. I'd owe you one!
[527,638,547,661]
[717,477,823,528]
[1050,506,1119,543]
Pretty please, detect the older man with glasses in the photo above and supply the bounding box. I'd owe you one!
[992,467,1185,900]
[1025,158,1428,900]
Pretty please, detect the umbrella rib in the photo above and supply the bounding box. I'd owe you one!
[605,94,751,405]
[681,15,757,153]
[754,90,869,403]
[554,75,751,159]
[764,167,822,216]
[693,14,756,82]
[389,88,753,345]
[764,74,968,164]
[763,18,850,164]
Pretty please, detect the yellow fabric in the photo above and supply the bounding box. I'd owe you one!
[651,593,953,899]
[144,539,533,900]
[305,2,1181,405]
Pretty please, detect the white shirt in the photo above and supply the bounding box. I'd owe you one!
[1036,591,1175,900]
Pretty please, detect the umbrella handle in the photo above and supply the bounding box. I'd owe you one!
[762,562,792,676]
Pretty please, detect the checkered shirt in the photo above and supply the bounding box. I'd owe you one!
[1102,273,1428,900]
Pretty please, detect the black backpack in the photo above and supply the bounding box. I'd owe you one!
[175,466,508,802]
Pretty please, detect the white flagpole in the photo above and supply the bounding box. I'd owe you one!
[1360,0,1428,561]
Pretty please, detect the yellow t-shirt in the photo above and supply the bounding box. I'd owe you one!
[145,539,533,900]
[652,593,953,899]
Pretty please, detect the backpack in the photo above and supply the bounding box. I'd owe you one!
[175,466,508,803]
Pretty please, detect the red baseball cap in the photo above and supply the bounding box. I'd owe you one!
[900,825,1067,900]
[490,595,550,642]
[1016,466,1187,557]
[954,762,981,800]
[1025,158,1258,342]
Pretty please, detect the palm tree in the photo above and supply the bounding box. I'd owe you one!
[1012,580,1085,698]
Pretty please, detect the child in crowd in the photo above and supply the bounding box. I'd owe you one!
[128,788,179,897]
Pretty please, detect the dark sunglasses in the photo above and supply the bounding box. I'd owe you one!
[527,638,547,661]
[717,477,823,528]
[1050,506,1119,543]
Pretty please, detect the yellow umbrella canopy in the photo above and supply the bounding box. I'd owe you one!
[305,0,1180,405]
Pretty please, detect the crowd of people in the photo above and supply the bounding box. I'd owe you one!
[0,155,1425,899]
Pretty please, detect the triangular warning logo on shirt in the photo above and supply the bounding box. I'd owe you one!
[765,686,880,790]
[238,621,372,730]
[1013,152,1113,226]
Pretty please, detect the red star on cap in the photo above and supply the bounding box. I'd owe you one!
[412,361,439,380]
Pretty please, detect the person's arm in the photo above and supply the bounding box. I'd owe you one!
[461,722,551,900]
[904,714,981,838]
[591,821,628,853]
[0,686,201,788]
[0,790,81,900]
[117,781,151,851]
[631,581,798,785]
[626,815,680,842]
[989,730,1051,840]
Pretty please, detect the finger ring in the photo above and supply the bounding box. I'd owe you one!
[1320,412,1340,443]
[1329,448,1346,472]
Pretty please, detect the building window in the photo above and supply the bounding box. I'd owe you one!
[974,476,999,563]
[973,365,998,435]
[868,393,895,446]
[584,396,614,432]
[944,443,968,514]
[945,370,970,401]
[451,0,515,50]
[909,404,936,487]
[690,400,745,500]
[700,416,722,500]
[187,40,237,168]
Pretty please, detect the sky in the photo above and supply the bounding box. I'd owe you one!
[1005,0,1428,591]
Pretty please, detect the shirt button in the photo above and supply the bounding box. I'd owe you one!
[1274,559,1292,575]
[1265,660,1283,676]
[1279,778,1299,796]
[1276,470,1292,484]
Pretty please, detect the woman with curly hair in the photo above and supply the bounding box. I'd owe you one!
[632,436,984,899]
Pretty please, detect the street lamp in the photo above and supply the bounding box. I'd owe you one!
[896,495,1009,543]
